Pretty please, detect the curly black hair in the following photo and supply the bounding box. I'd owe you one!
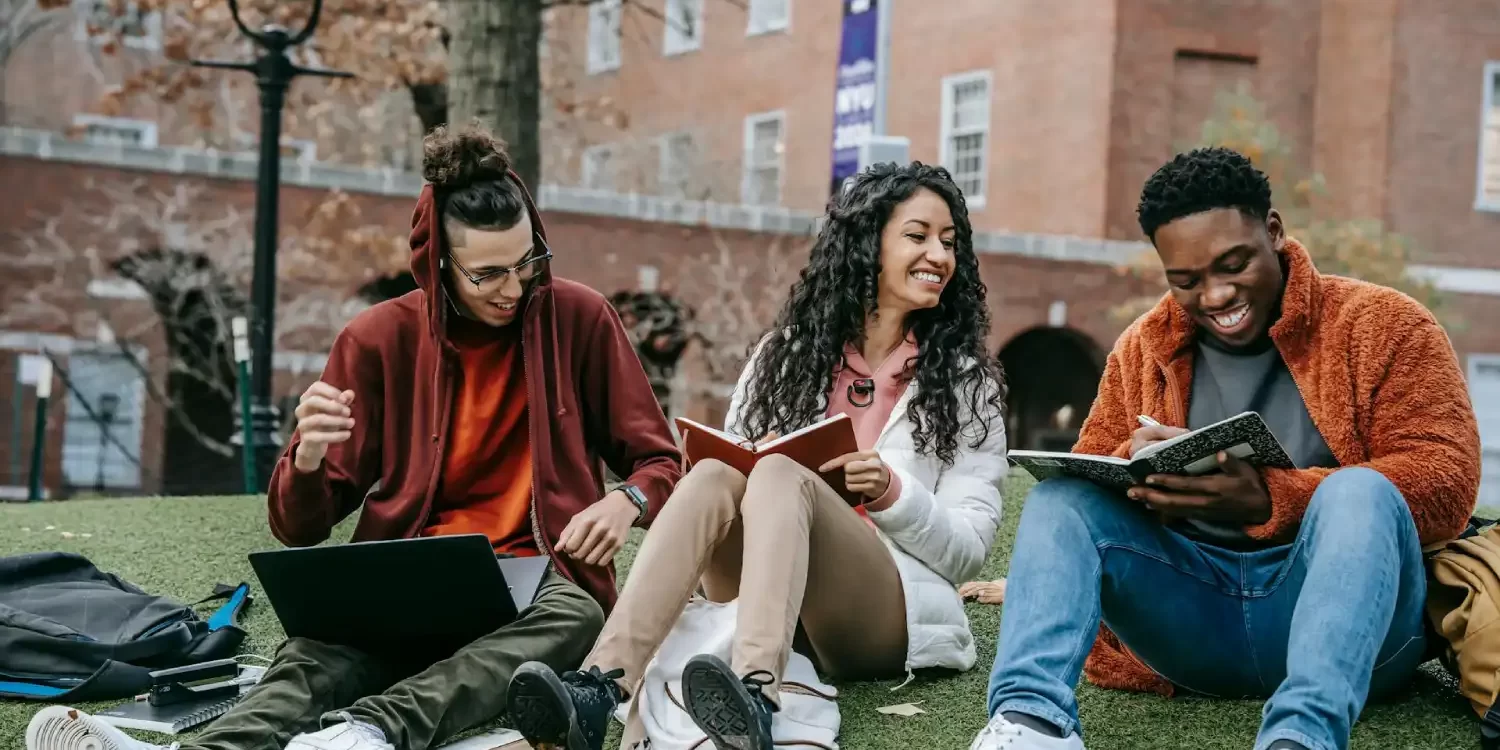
[736,162,1007,466]
[1136,146,1272,241]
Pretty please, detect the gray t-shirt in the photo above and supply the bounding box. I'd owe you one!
[1180,337,1338,547]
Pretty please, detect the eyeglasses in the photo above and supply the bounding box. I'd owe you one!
[447,237,553,290]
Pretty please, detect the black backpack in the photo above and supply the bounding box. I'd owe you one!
[0,551,252,702]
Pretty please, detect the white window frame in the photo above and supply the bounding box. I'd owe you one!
[742,111,786,206]
[1476,61,1500,213]
[73,0,162,51]
[658,131,698,198]
[746,0,789,36]
[587,0,623,74]
[663,0,705,56]
[939,69,993,209]
[581,144,616,190]
[71,114,159,148]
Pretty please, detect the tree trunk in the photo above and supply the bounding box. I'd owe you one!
[407,81,449,134]
[446,0,543,189]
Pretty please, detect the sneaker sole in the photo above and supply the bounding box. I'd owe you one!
[26,706,136,750]
[682,655,772,750]
[508,664,589,750]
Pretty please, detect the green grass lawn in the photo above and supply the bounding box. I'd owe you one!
[0,474,1484,749]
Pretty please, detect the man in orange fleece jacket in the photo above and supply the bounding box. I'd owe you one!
[972,147,1480,750]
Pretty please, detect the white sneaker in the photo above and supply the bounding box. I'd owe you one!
[25,705,172,750]
[969,713,1085,750]
[284,714,394,750]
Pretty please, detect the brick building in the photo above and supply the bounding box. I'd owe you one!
[2,0,1500,501]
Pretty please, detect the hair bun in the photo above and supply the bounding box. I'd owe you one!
[422,120,513,191]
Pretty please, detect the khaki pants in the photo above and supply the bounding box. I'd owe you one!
[180,570,602,750]
[586,455,908,706]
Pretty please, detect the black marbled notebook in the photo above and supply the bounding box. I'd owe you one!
[1008,411,1295,492]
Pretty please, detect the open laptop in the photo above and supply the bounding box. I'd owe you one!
[248,534,551,659]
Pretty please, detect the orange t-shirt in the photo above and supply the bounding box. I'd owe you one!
[422,316,539,556]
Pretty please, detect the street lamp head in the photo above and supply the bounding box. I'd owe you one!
[223,0,328,49]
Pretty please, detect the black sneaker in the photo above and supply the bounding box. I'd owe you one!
[507,662,624,750]
[681,654,776,750]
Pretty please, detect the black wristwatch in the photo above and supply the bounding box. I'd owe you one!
[620,483,649,525]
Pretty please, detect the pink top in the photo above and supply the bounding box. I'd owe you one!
[826,336,919,514]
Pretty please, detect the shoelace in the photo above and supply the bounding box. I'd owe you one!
[740,670,778,712]
[975,717,1024,747]
[329,711,388,743]
[563,666,627,702]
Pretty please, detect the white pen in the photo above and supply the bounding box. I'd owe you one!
[1137,415,1161,427]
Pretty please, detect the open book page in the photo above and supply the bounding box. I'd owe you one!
[673,417,754,450]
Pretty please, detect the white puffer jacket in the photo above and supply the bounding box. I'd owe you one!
[723,340,1008,678]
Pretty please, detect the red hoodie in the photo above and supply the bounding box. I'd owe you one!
[265,173,683,612]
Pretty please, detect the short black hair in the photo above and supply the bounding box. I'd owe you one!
[1136,146,1272,241]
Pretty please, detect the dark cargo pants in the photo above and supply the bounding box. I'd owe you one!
[181,569,604,750]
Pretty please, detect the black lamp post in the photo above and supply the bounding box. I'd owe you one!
[94,392,120,494]
[191,0,352,490]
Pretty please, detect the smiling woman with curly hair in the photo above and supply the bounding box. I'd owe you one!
[508,162,1011,750]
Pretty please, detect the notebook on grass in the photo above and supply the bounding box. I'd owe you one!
[94,666,265,735]
[1007,411,1294,492]
[674,413,862,505]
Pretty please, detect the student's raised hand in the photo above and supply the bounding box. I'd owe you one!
[819,450,890,500]
[1126,451,1272,524]
[292,381,355,472]
[1128,423,1190,458]
[556,490,639,566]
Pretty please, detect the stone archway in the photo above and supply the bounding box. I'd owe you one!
[997,327,1106,452]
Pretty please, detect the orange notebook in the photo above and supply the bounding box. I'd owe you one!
[673,413,862,506]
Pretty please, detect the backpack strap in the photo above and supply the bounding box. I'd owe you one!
[192,582,252,632]
[177,583,253,665]
[0,659,154,702]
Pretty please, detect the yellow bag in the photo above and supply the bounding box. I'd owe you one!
[1425,517,1500,749]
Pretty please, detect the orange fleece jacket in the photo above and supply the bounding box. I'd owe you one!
[1073,238,1481,696]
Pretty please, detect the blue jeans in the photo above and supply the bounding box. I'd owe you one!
[985,467,1428,750]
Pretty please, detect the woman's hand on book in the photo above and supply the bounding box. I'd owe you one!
[820,450,891,501]
[753,432,780,449]
[1126,451,1272,524]
[1128,423,1189,458]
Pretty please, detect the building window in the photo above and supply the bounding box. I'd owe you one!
[747,0,788,35]
[743,112,785,206]
[1478,62,1500,211]
[75,0,162,50]
[659,132,699,197]
[582,145,616,190]
[940,70,992,207]
[663,0,704,56]
[71,114,158,148]
[588,0,623,74]
[60,350,145,491]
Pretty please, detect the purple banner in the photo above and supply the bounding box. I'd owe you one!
[829,0,880,195]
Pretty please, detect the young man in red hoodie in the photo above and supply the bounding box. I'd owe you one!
[25,125,683,750]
